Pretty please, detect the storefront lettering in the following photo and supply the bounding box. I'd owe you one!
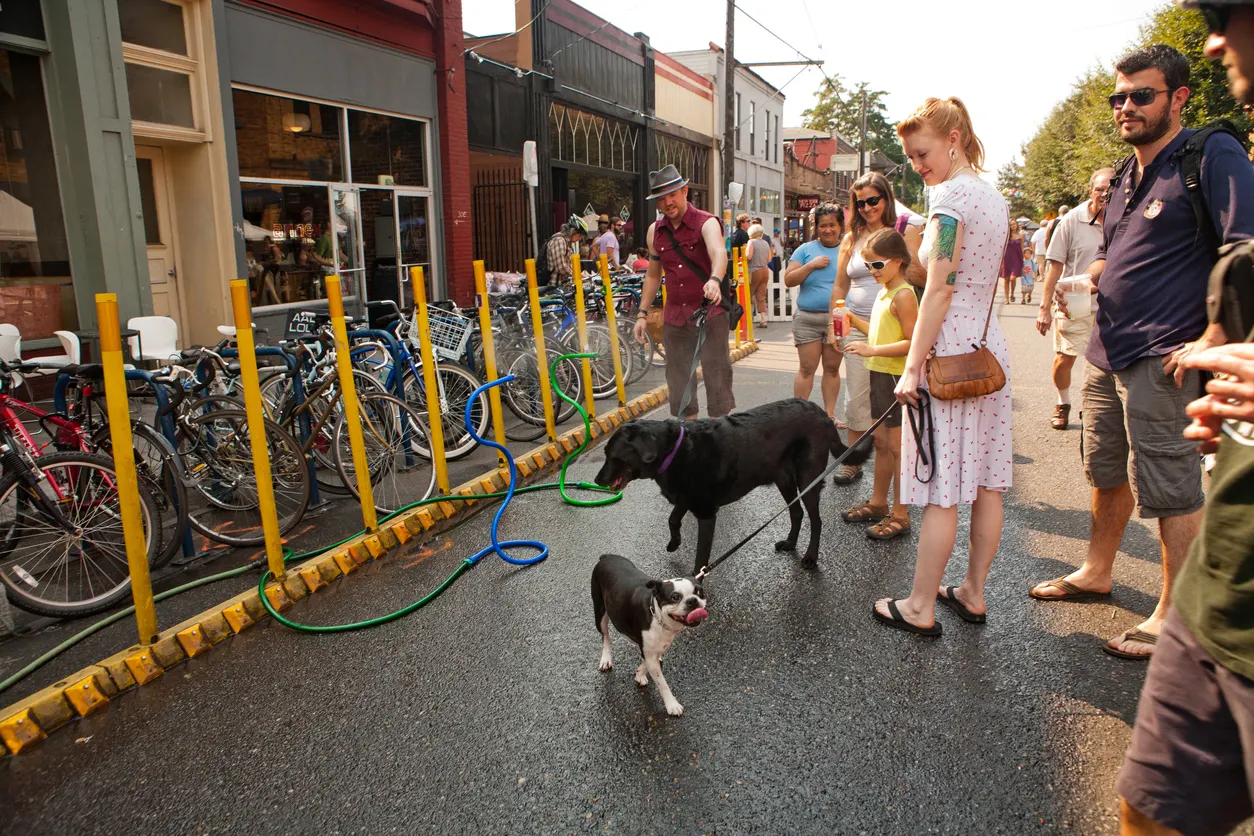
[797,195,820,211]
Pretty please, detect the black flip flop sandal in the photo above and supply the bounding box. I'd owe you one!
[1028,576,1112,602]
[872,599,942,637]
[936,586,986,624]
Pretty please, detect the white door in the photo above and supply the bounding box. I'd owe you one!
[135,146,186,329]
[394,191,433,309]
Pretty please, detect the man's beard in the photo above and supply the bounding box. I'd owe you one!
[1120,108,1172,146]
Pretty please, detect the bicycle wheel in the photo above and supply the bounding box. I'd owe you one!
[500,342,583,426]
[400,363,487,461]
[565,324,631,401]
[0,451,160,618]
[90,422,189,569]
[179,409,310,546]
[619,321,654,384]
[333,393,437,514]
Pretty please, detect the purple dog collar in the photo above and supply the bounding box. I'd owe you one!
[656,426,685,475]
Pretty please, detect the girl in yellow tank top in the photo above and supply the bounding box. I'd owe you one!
[841,229,919,540]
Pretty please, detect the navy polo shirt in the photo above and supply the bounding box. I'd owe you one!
[1088,128,1254,371]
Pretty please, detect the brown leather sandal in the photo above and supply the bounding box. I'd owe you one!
[867,515,911,540]
[842,502,888,523]
[1051,403,1071,430]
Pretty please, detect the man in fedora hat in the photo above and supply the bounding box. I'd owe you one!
[633,164,735,418]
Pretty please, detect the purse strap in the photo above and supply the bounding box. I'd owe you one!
[659,221,711,282]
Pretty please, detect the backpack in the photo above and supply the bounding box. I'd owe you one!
[535,233,558,285]
[1111,119,1249,262]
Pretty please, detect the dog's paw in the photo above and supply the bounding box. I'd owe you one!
[665,701,685,717]
[634,666,649,687]
[666,537,680,553]
[774,539,796,552]
[598,657,613,672]
[801,554,819,570]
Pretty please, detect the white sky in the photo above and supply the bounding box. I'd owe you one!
[464,0,1168,178]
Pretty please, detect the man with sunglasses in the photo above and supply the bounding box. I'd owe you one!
[1115,5,1254,835]
[1028,44,1254,663]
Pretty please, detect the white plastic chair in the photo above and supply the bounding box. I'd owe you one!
[36,330,81,367]
[0,323,21,364]
[127,316,180,362]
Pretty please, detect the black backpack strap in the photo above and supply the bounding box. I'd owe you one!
[1172,120,1247,263]
[658,222,711,282]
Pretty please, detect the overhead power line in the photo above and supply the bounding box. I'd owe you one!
[462,0,550,55]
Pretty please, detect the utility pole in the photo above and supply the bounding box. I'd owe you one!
[723,0,736,219]
[858,87,868,177]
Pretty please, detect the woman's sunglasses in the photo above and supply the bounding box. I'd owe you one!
[1199,4,1230,35]
[1108,88,1170,109]
[855,195,884,210]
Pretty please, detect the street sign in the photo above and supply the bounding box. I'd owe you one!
[830,153,859,172]
[618,206,630,221]
[728,182,743,208]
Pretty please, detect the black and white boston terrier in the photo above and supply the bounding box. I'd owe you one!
[591,554,708,717]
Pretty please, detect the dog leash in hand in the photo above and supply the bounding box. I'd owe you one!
[674,299,712,419]
[695,402,893,581]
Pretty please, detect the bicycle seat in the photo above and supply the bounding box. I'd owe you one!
[217,324,254,338]
[375,312,401,327]
[60,363,103,379]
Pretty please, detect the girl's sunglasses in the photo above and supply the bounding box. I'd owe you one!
[855,195,884,210]
[1108,88,1170,109]
[865,259,890,270]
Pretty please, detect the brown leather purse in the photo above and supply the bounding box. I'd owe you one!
[925,280,1006,400]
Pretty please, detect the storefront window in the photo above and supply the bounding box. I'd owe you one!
[233,89,343,182]
[234,87,436,311]
[348,110,426,187]
[125,64,195,128]
[0,50,77,339]
[549,103,638,174]
[239,184,341,306]
[759,188,781,215]
[119,0,188,56]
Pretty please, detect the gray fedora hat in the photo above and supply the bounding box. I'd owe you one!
[647,164,688,200]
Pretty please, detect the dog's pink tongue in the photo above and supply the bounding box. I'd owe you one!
[686,608,709,625]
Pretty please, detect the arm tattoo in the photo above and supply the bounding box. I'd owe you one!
[931,214,959,263]
[946,271,958,286]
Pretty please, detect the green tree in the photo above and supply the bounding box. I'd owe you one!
[801,76,925,209]
[1139,5,1253,137]
[996,159,1037,219]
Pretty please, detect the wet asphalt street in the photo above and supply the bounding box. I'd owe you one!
[2,305,1240,834]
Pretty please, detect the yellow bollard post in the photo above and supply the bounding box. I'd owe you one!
[95,294,159,645]
[731,248,742,349]
[410,266,450,494]
[229,281,287,581]
[524,259,557,442]
[599,254,627,406]
[473,261,508,468]
[570,252,597,419]
[325,275,378,531]
[743,250,757,344]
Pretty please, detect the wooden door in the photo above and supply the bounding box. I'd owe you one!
[135,146,186,330]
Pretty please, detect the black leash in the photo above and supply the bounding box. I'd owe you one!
[673,300,712,419]
[696,390,935,580]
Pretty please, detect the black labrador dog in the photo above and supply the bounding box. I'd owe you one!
[594,398,869,572]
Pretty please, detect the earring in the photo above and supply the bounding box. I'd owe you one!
[949,148,957,161]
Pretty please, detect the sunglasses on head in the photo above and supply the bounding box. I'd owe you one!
[1199,4,1230,35]
[855,195,884,210]
[1108,87,1170,109]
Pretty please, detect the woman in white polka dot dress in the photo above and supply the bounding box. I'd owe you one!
[872,97,1011,637]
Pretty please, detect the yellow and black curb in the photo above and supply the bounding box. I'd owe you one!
[0,341,761,756]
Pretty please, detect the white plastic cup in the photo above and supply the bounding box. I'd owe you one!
[1057,275,1092,319]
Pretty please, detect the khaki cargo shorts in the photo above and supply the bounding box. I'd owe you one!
[1081,356,1204,519]
[1053,311,1094,357]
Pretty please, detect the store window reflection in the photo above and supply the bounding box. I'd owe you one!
[233,89,342,182]
[0,50,76,340]
[348,110,426,187]
[240,184,344,306]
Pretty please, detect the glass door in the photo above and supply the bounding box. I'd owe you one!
[395,191,432,310]
[329,184,365,316]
